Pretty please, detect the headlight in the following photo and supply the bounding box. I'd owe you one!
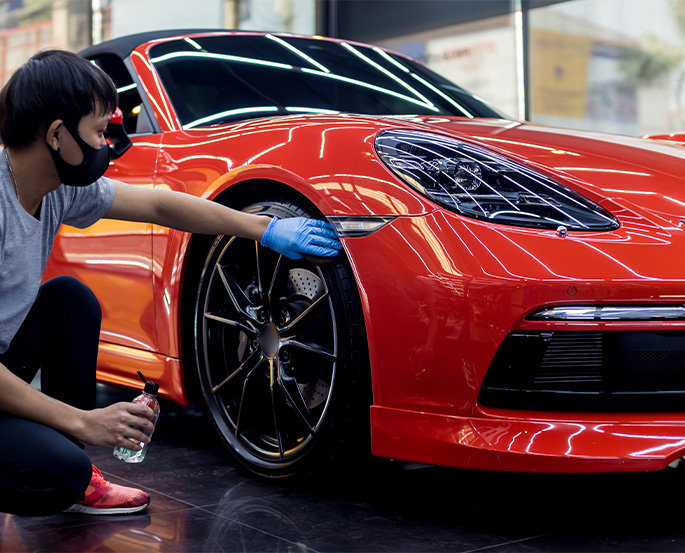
[374,130,619,231]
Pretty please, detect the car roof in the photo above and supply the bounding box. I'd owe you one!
[80,29,227,58]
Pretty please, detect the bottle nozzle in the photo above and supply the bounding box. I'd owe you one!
[137,370,159,395]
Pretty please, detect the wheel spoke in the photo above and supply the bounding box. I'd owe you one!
[269,358,285,458]
[277,375,314,434]
[279,291,330,333]
[254,241,265,303]
[234,357,266,439]
[268,254,283,298]
[216,263,259,325]
[212,349,263,394]
[204,312,257,335]
[283,339,336,360]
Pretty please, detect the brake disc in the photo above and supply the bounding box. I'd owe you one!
[286,268,330,410]
[286,268,323,300]
[297,378,330,410]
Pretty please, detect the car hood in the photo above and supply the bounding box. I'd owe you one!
[381,116,685,224]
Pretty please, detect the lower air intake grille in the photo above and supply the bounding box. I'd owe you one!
[535,333,603,384]
[478,331,685,411]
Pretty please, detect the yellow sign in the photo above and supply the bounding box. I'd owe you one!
[531,29,594,118]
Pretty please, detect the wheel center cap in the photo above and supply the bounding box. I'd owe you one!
[258,323,280,359]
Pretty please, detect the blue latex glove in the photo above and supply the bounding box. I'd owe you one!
[260,217,342,260]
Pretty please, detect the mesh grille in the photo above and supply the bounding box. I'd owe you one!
[622,350,683,374]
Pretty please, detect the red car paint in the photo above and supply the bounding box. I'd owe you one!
[44,31,685,473]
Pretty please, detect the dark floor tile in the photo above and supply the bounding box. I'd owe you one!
[2,510,154,553]
[206,492,516,552]
[2,478,190,544]
[201,469,535,553]
[87,443,285,508]
[202,464,685,552]
[443,468,685,537]
[1,507,315,553]
[191,506,317,553]
[483,535,685,553]
[19,383,678,553]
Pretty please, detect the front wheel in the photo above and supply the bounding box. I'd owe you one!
[193,200,369,478]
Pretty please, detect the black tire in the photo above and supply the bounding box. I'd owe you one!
[193,199,369,478]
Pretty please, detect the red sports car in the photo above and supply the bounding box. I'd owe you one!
[45,29,685,477]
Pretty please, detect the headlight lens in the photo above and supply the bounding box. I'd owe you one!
[375,130,619,231]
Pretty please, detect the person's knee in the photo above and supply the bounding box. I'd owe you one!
[2,444,92,516]
[32,441,92,499]
[53,444,92,500]
[40,276,101,324]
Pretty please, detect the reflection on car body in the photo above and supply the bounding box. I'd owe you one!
[43,29,685,478]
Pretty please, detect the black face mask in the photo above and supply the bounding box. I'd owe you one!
[48,123,110,187]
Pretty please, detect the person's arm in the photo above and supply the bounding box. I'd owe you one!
[105,181,342,259]
[106,181,271,239]
[0,361,154,449]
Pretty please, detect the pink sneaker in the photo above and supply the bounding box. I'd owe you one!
[64,466,150,515]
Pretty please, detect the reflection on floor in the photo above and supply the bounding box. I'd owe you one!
[3,384,685,552]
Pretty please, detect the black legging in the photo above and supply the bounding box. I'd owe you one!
[0,276,101,516]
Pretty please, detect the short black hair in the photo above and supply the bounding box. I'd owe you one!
[0,49,118,148]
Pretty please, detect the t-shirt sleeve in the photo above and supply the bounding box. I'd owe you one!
[62,177,116,229]
[0,208,4,265]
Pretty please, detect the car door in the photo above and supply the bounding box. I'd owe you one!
[44,53,162,354]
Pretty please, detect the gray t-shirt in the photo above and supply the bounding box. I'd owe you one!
[0,161,116,353]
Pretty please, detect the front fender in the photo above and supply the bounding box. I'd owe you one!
[150,118,433,364]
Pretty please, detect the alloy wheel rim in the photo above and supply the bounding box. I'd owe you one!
[199,236,338,464]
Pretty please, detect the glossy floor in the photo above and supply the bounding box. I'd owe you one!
[2,385,685,552]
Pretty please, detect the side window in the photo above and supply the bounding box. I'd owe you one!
[89,54,154,135]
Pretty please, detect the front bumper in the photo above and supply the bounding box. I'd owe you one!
[342,210,685,472]
[371,406,685,472]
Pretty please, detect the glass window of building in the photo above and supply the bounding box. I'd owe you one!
[237,0,315,35]
[102,0,315,43]
[379,13,521,119]
[528,0,685,135]
[0,0,89,83]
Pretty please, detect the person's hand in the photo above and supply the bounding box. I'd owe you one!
[259,217,342,260]
[75,402,156,450]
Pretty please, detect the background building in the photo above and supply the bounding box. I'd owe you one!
[1,0,685,136]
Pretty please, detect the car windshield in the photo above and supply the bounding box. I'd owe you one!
[149,34,505,128]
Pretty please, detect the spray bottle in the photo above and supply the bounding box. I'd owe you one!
[113,371,160,463]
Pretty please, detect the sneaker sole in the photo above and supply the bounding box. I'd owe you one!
[64,496,150,515]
